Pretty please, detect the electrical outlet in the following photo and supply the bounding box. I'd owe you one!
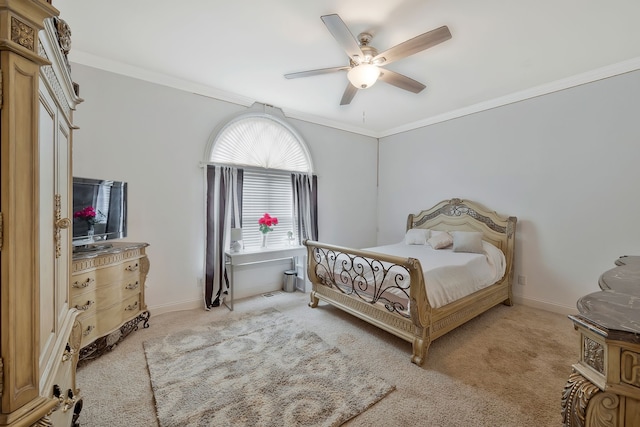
[518,275,527,286]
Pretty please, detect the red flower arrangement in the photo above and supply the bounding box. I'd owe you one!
[74,206,102,225]
[258,213,278,234]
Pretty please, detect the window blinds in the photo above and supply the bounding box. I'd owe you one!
[241,170,295,249]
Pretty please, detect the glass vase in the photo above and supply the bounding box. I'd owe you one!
[87,223,95,241]
[261,233,268,248]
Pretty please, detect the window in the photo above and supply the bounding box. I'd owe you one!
[241,170,293,248]
[208,107,312,249]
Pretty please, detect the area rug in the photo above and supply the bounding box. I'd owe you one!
[143,308,395,427]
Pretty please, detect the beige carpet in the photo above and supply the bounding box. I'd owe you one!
[76,291,578,426]
[143,308,395,426]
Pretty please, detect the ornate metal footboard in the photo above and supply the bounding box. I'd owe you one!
[304,240,432,365]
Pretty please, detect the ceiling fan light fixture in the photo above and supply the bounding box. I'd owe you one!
[347,63,380,89]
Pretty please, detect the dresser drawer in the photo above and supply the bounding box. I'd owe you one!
[73,259,140,288]
[100,294,141,336]
[94,260,141,286]
[79,313,99,347]
[71,278,141,313]
[78,293,142,348]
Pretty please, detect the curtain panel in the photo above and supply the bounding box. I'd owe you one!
[204,165,243,309]
[291,173,318,243]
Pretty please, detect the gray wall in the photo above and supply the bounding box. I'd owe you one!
[70,64,378,312]
[378,69,640,313]
[72,62,640,315]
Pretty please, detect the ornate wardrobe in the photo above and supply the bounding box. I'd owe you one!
[0,1,83,426]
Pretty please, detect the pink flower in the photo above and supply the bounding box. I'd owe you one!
[74,206,96,220]
[74,206,103,225]
[258,213,278,234]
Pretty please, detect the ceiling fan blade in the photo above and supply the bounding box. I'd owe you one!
[340,83,358,105]
[373,26,451,65]
[321,14,363,60]
[378,69,426,93]
[284,66,349,79]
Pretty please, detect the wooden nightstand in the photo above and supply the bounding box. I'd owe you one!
[562,256,640,427]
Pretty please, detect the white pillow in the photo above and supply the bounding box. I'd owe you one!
[428,231,453,249]
[452,231,484,254]
[404,228,429,245]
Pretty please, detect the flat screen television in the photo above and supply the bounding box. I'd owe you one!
[72,177,127,246]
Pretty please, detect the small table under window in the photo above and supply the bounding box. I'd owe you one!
[224,245,306,311]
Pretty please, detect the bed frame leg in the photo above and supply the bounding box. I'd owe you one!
[308,292,319,308]
[411,336,430,366]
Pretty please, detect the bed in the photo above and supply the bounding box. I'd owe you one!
[304,198,517,366]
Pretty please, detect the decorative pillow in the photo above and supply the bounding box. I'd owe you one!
[452,231,484,254]
[427,231,453,249]
[404,228,429,245]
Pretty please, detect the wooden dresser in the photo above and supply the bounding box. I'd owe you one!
[72,242,151,362]
[562,256,640,427]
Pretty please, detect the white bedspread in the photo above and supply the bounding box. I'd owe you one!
[363,241,506,309]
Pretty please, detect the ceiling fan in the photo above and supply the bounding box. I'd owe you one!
[284,14,452,105]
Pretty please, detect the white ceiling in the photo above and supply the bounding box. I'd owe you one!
[53,0,640,137]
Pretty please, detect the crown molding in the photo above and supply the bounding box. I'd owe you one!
[69,50,255,107]
[380,56,640,138]
[70,49,640,140]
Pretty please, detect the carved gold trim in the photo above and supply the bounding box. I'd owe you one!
[562,370,601,427]
[54,18,71,55]
[70,320,82,355]
[32,416,53,427]
[412,198,509,234]
[54,194,71,258]
[583,336,605,374]
[585,392,619,426]
[72,247,145,273]
[11,17,35,51]
[621,349,640,387]
[0,212,3,251]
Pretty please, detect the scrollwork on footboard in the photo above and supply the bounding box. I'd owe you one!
[308,244,414,318]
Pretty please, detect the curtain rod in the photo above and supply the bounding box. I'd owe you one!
[198,161,315,176]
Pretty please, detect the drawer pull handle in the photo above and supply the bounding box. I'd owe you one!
[72,277,94,288]
[125,301,139,311]
[125,263,139,272]
[125,281,139,290]
[82,325,95,336]
[75,300,95,311]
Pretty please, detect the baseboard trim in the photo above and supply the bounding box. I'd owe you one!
[148,298,203,316]
[513,295,576,316]
[148,294,577,317]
